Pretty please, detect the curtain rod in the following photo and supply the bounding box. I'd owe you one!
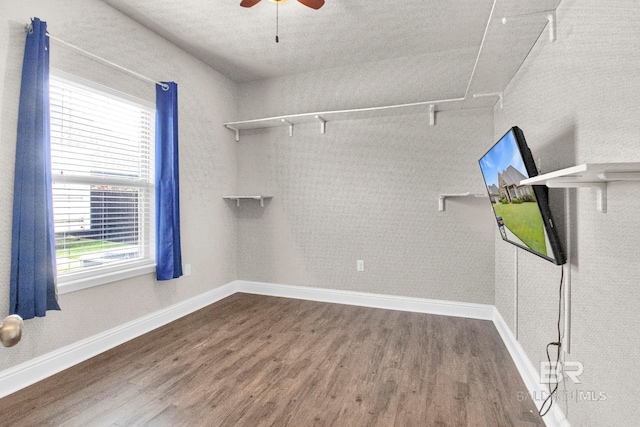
[24,22,169,91]
[47,33,169,91]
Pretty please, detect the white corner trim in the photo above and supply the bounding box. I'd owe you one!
[234,280,496,320]
[492,308,570,427]
[0,281,238,399]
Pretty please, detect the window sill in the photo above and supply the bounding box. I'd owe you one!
[57,262,157,295]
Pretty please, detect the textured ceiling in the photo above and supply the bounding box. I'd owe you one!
[101,0,562,88]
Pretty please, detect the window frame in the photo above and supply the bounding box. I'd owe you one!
[49,69,157,294]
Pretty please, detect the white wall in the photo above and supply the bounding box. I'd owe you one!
[0,0,238,371]
[494,0,640,425]
[11,4,638,424]
[234,69,496,303]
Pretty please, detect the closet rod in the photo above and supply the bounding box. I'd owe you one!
[24,22,169,91]
[463,0,497,99]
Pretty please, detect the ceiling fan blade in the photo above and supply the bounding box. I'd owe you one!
[297,0,324,9]
[240,0,261,7]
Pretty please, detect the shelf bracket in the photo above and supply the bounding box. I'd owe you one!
[223,196,272,208]
[315,115,327,134]
[546,179,608,213]
[281,119,294,137]
[473,92,503,109]
[547,11,556,43]
[597,171,640,181]
[225,125,240,142]
[438,192,487,212]
[438,194,449,211]
[502,9,557,43]
[429,105,436,126]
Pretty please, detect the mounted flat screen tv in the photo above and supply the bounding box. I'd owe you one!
[479,126,566,265]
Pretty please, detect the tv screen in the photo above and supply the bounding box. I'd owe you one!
[479,126,566,265]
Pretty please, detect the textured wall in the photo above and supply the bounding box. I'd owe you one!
[0,0,238,371]
[234,46,479,116]
[494,0,640,425]
[234,71,496,303]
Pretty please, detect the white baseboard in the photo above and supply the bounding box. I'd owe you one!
[236,281,568,426]
[0,279,569,426]
[493,309,570,427]
[234,280,496,320]
[0,281,238,399]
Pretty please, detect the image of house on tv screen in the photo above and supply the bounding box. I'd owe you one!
[479,135,549,257]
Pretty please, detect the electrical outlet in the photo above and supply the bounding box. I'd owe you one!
[356,260,364,272]
[184,263,192,277]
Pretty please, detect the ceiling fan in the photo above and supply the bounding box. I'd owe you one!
[240,0,325,10]
[241,0,324,42]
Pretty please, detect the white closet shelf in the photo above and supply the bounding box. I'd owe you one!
[223,96,497,141]
[223,195,273,207]
[520,162,640,213]
[438,192,488,212]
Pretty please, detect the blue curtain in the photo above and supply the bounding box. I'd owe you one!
[10,18,60,319]
[155,82,183,280]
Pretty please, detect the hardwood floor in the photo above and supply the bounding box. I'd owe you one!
[0,293,544,426]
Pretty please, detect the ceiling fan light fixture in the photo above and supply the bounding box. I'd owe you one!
[240,0,261,7]
[240,0,324,43]
[240,0,324,9]
[297,0,324,9]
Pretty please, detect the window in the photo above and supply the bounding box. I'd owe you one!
[49,71,156,291]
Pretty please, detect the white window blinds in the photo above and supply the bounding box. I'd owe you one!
[49,71,155,280]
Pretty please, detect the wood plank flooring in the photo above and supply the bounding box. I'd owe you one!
[0,293,544,426]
